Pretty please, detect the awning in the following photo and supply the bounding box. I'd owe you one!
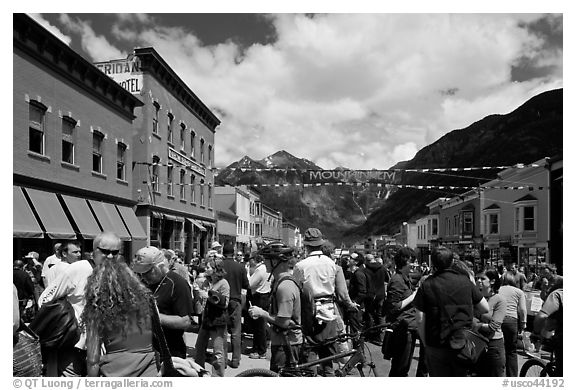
[186,218,206,232]
[88,200,131,241]
[151,211,163,219]
[61,195,101,239]
[117,205,147,240]
[13,186,43,238]
[201,221,216,229]
[163,214,185,223]
[25,188,76,239]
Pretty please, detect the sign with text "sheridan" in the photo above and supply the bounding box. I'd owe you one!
[94,56,143,95]
[303,170,399,184]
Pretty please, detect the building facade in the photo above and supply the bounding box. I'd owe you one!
[261,204,283,243]
[13,14,146,260]
[94,48,221,258]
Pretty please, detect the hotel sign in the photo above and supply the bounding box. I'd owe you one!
[168,148,206,177]
[94,56,143,95]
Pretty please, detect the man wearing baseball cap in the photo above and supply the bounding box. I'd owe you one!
[133,246,194,359]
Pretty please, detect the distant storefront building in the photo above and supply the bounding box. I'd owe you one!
[94,48,220,258]
[14,14,145,261]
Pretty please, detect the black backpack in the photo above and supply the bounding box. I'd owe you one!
[29,298,80,349]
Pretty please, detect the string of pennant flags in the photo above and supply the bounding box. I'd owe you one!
[143,181,548,191]
[138,161,547,172]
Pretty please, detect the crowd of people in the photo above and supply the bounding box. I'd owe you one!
[13,228,563,378]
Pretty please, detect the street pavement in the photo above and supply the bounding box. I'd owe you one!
[184,327,531,377]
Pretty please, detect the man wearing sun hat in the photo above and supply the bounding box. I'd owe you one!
[133,246,194,359]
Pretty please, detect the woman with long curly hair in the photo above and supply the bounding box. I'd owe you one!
[82,232,157,377]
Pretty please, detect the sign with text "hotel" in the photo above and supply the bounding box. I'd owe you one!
[94,56,143,95]
[168,147,206,177]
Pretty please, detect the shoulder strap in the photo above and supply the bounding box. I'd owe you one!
[149,297,176,375]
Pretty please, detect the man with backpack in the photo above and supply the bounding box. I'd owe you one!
[248,242,302,373]
[292,227,357,376]
[363,253,390,345]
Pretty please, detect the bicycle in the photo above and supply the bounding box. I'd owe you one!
[519,336,557,377]
[236,322,389,377]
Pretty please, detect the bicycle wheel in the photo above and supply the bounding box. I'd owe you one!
[236,368,279,377]
[520,359,548,377]
[353,342,381,377]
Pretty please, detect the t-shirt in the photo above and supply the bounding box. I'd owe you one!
[477,293,506,340]
[498,285,527,321]
[249,263,272,294]
[220,257,249,301]
[152,271,194,359]
[41,254,62,285]
[414,269,483,348]
[293,251,337,297]
[38,259,94,349]
[270,278,302,346]
[540,288,563,344]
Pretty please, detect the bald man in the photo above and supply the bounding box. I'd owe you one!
[39,232,121,376]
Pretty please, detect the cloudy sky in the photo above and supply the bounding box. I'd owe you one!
[30,12,563,170]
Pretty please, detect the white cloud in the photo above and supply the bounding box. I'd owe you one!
[60,13,562,169]
[58,14,125,61]
[29,14,72,46]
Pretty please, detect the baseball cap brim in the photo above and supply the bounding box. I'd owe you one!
[132,262,154,274]
[303,238,325,246]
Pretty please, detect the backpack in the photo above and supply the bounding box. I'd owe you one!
[272,276,334,341]
[29,298,80,349]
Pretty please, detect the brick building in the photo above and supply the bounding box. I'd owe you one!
[13,14,146,260]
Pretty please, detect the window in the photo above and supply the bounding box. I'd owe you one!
[515,204,537,232]
[92,131,104,173]
[116,142,126,180]
[237,219,242,235]
[167,165,174,196]
[256,224,261,236]
[190,131,196,158]
[462,211,473,235]
[200,179,205,205]
[62,116,76,164]
[152,156,160,192]
[524,206,535,231]
[485,213,499,234]
[208,145,213,167]
[167,113,174,144]
[200,139,205,163]
[29,101,47,154]
[454,215,459,235]
[208,184,212,208]
[180,124,186,150]
[179,169,186,200]
[152,102,160,134]
[190,174,196,203]
[432,218,438,235]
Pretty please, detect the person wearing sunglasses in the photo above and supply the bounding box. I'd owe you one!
[38,236,115,377]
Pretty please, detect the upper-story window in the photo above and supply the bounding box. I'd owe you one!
[152,102,160,135]
[116,142,127,180]
[29,101,47,155]
[200,179,205,205]
[190,131,196,158]
[180,123,186,150]
[92,131,104,173]
[190,174,196,203]
[208,145,213,167]
[462,211,473,235]
[167,113,174,144]
[152,156,160,193]
[208,184,212,208]
[514,197,537,233]
[200,139,205,163]
[179,169,186,200]
[167,164,174,196]
[432,218,438,236]
[485,213,500,234]
[62,116,77,164]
